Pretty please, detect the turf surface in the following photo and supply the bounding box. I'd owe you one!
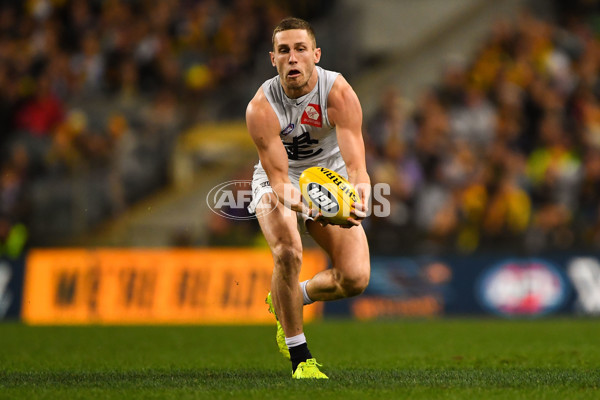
[1,319,599,399]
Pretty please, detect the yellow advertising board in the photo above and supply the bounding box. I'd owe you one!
[22,249,327,325]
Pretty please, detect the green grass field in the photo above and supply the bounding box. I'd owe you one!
[1,319,599,399]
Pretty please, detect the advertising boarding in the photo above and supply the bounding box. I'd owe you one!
[6,249,600,323]
[325,253,600,319]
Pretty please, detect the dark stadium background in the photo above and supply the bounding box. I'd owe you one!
[1,0,600,323]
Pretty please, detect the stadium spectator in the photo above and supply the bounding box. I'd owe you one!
[0,214,28,260]
[14,72,65,137]
[0,0,299,244]
[2,0,600,254]
[575,147,600,245]
[364,7,600,253]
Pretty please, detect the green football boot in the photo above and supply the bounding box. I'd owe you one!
[265,292,290,360]
[292,358,329,379]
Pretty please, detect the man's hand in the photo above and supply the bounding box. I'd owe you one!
[344,183,370,227]
[307,208,330,227]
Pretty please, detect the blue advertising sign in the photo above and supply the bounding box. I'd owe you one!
[323,253,598,319]
[0,257,25,320]
[325,257,455,318]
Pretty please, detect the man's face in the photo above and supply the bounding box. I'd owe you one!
[270,29,321,94]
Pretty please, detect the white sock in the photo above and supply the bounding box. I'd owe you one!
[300,280,314,305]
[285,332,306,348]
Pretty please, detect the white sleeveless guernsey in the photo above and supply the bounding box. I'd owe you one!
[248,66,347,213]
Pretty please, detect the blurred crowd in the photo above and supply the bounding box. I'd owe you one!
[0,0,324,249]
[2,1,600,255]
[366,10,600,254]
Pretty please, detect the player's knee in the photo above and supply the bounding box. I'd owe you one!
[272,244,302,272]
[339,268,370,297]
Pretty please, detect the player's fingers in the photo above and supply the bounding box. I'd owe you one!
[345,216,361,227]
[352,201,367,212]
[310,210,330,226]
[318,219,330,227]
[351,202,367,219]
[356,185,371,204]
[352,208,367,219]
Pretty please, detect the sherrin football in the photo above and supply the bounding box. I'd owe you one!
[299,166,360,226]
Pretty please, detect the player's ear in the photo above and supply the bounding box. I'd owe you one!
[314,47,321,64]
[270,51,276,67]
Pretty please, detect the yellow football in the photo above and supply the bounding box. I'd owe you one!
[299,166,360,226]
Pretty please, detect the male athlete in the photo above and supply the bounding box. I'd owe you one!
[246,17,371,379]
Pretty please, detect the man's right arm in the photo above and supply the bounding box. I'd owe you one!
[246,88,308,215]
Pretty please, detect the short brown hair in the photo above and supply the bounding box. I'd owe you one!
[272,17,316,50]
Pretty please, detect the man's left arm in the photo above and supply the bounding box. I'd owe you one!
[327,75,371,224]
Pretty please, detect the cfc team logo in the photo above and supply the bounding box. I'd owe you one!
[301,104,322,128]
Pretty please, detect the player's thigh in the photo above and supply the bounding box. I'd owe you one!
[306,221,370,277]
[255,192,303,260]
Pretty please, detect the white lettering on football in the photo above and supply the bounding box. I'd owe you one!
[307,184,339,213]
